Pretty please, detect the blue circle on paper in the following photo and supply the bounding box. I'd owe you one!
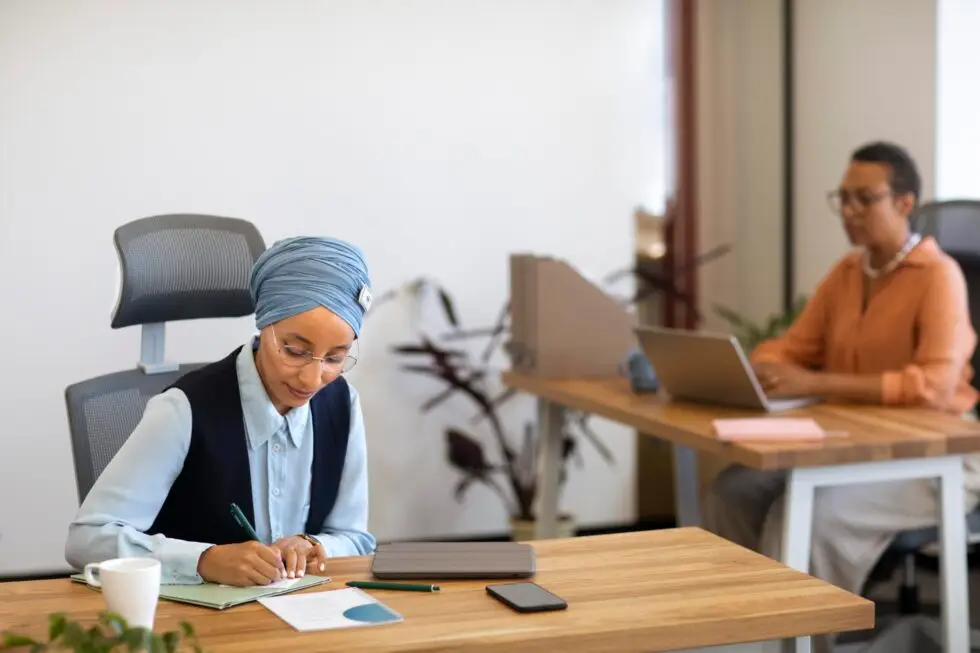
[344,604,394,623]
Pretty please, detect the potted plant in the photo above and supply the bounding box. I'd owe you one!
[396,339,614,539]
[379,280,614,540]
[1,612,200,652]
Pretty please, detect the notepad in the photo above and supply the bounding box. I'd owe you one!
[70,573,330,610]
[259,587,403,631]
[712,417,829,442]
[219,577,302,589]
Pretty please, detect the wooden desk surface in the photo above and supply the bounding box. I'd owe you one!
[503,372,980,470]
[0,529,871,652]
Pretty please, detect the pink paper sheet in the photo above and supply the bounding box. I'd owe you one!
[712,417,827,442]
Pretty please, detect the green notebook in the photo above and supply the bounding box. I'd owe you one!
[70,574,330,610]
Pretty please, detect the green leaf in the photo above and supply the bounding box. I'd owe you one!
[713,303,750,330]
[57,622,87,649]
[85,622,115,651]
[119,627,154,651]
[98,612,128,635]
[792,294,809,314]
[162,631,180,653]
[561,436,576,462]
[1,633,42,649]
[150,633,169,653]
[1,612,198,653]
[453,475,476,502]
[445,428,491,475]
[47,614,66,642]
[437,287,459,328]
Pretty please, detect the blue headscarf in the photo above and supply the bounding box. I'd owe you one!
[249,236,372,336]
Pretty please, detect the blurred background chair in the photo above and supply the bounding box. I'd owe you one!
[64,214,266,503]
[867,199,980,622]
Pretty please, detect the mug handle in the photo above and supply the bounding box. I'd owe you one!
[83,563,102,588]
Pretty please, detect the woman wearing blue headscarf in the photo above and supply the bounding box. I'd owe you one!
[66,236,377,587]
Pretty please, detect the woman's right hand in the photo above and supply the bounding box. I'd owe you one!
[197,541,285,587]
[753,362,819,397]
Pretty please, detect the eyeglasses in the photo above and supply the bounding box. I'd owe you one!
[826,189,894,215]
[270,327,358,374]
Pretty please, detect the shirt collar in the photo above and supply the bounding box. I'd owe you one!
[236,337,310,450]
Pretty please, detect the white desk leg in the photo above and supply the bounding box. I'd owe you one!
[782,470,815,653]
[673,444,702,527]
[779,457,971,653]
[534,398,564,540]
[937,457,969,653]
[782,470,815,573]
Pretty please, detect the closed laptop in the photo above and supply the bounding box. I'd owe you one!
[371,541,536,580]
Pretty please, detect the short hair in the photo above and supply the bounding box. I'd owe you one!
[850,141,921,207]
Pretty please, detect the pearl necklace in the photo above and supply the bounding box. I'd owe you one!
[862,233,922,279]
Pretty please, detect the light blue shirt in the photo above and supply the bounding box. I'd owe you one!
[65,339,376,584]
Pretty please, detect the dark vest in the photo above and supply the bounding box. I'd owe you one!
[148,347,351,545]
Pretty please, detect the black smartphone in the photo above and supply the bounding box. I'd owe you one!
[486,582,568,613]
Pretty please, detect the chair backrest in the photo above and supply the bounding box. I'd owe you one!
[66,214,266,502]
[65,365,204,501]
[912,200,980,393]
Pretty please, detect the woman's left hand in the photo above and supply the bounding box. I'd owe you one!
[754,362,820,398]
[271,535,328,577]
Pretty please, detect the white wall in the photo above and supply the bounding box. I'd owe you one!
[0,0,666,575]
[936,0,980,200]
[793,0,938,294]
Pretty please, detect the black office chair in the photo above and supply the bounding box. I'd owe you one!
[875,199,980,615]
[64,214,266,502]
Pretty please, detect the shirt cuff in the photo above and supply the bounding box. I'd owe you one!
[156,540,215,585]
[311,533,365,558]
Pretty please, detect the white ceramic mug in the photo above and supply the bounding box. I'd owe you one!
[83,558,161,629]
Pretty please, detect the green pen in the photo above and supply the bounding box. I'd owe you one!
[229,503,287,576]
[229,503,260,541]
[347,581,440,592]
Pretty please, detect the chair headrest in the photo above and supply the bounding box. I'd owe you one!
[110,214,266,329]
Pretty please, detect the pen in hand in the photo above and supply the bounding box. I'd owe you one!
[230,503,259,540]
[230,503,287,579]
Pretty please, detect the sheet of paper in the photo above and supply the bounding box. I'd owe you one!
[259,587,403,632]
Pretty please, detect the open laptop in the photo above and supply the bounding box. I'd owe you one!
[634,326,819,412]
[370,541,536,580]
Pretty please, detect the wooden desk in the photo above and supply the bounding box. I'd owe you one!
[0,529,872,653]
[503,374,980,469]
[503,372,980,653]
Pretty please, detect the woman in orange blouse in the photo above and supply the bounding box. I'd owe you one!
[704,142,979,653]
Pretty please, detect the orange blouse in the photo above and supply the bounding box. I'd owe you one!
[751,236,978,413]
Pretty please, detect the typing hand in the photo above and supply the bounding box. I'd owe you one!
[197,541,285,587]
[753,362,818,398]
[272,535,328,578]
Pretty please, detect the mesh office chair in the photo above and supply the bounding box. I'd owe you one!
[65,214,266,503]
[881,200,980,614]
